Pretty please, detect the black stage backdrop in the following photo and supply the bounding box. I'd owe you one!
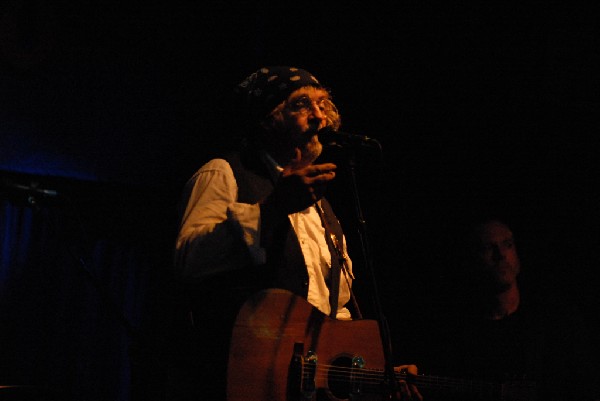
[1,2,598,400]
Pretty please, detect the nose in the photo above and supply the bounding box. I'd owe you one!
[491,245,506,261]
[307,100,326,121]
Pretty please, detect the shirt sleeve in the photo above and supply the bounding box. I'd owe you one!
[174,158,266,279]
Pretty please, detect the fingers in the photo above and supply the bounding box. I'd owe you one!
[308,170,335,184]
[281,163,337,182]
[303,164,335,201]
[273,162,337,213]
[306,163,337,175]
[411,386,423,401]
[304,163,337,181]
[395,380,423,401]
[394,365,423,401]
[394,364,418,376]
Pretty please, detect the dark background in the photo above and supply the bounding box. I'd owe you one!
[1,1,598,400]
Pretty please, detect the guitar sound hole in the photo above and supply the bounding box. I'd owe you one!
[326,356,353,400]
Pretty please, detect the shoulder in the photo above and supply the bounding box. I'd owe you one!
[189,158,235,181]
[198,158,233,172]
[181,159,236,194]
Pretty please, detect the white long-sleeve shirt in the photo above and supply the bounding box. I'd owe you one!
[175,156,353,319]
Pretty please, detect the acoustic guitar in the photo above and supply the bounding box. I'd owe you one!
[227,288,536,401]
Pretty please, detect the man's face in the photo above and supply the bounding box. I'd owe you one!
[263,86,331,167]
[474,221,521,288]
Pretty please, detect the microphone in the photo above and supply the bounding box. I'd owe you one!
[317,127,379,148]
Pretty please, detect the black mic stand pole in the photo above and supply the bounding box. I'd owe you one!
[341,142,400,399]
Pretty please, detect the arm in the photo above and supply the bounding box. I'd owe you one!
[174,158,266,279]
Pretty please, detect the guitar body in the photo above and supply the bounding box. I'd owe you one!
[227,289,536,401]
[227,289,385,401]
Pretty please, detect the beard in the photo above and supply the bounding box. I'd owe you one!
[258,118,324,167]
[298,134,323,165]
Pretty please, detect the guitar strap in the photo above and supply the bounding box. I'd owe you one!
[314,199,344,319]
[327,240,341,319]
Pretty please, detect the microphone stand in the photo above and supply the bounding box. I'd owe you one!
[334,142,400,399]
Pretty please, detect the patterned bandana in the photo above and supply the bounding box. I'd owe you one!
[236,66,323,122]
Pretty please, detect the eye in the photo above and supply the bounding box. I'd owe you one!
[287,96,331,112]
[288,96,312,111]
[316,98,330,111]
[503,239,514,248]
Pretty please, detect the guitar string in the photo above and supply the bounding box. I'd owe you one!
[304,364,506,394]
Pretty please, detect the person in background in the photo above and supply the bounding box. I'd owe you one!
[168,66,422,401]
[395,216,596,401]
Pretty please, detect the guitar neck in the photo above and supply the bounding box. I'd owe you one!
[397,371,536,401]
[404,372,500,399]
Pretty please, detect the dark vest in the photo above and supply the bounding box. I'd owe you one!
[224,148,345,299]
